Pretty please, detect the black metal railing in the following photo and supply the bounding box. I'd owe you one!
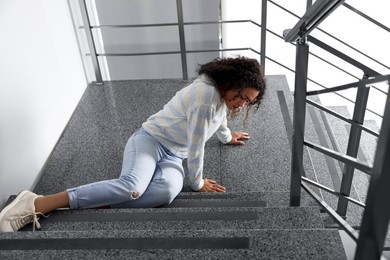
[76,0,269,81]
[284,0,390,259]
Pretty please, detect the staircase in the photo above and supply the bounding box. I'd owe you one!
[0,76,348,259]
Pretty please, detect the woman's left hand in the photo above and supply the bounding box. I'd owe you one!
[228,132,250,145]
[198,178,226,192]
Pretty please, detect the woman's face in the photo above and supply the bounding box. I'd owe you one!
[223,87,259,110]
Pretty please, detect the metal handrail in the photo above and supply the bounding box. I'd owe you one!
[306,74,389,120]
[176,0,187,79]
[82,19,262,29]
[269,0,390,103]
[306,99,380,138]
[87,19,263,58]
[303,140,372,174]
[269,27,388,119]
[78,0,102,83]
[293,47,390,219]
[285,0,390,257]
[94,47,259,57]
[269,0,390,72]
[316,28,390,73]
[307,74,390,95]
[343,3,390,34]
[284,0,346,42]
[301,177,365,208]
[355,80,390,258]
[301,182,359,242]
[267,28,360,81]
[308,36,380,76]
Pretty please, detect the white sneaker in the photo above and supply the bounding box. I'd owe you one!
[0,190,43,232]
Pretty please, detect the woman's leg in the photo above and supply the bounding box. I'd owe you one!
[112,150,184,208]
[33,128,162,214]
[34,134,183,212]
[0,129,165,232]
[65,128,166,209]
[34,192,69,215]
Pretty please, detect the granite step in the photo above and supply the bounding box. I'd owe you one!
[0,229,346,259]
[4,190,318,210]
[168,191,318,208]
[17,206,325,232]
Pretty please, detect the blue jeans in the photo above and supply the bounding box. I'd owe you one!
[67,128,184,209]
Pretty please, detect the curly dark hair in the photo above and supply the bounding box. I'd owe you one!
[197,56,266,110]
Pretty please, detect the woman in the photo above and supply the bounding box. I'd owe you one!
[0,56,266,232]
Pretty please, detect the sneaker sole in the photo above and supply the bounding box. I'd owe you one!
[0,190,31,222]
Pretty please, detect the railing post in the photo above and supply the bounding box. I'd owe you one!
[176,0,188,80]
[354,77,390,259]
[336,75,370,217]
[306,0,313,10]
[290,37,309,206]
[78,0,103,84]
[260,0,267,73]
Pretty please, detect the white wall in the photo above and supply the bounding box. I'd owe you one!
[0,0,87,206]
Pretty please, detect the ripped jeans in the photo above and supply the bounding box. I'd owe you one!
[67,128,184,209]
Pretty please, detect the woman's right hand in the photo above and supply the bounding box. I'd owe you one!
[198,178,226,192]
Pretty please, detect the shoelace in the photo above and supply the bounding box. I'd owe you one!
[13,211,49,231]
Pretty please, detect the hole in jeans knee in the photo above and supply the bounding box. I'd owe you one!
[131,191,140,199]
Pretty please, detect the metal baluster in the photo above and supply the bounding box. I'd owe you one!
[306,0,313,10]
[354,77,390,260]
[260,0,267,72]
[290,37,309,206]
[78,0,103,84]
[176,0,188,80]
[336,75,370,217]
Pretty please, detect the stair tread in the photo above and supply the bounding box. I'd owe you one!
[0,229,346,260]
[17,206,325,232]
[5,190,318,209]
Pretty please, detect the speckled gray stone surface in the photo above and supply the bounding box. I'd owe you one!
[34,76,296,195]
[220,76,293,192]
[0,229,345,260]
[0,76,350,259]
[170,190,318,207]
[34,79,189,194]
[16,206,324,232]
